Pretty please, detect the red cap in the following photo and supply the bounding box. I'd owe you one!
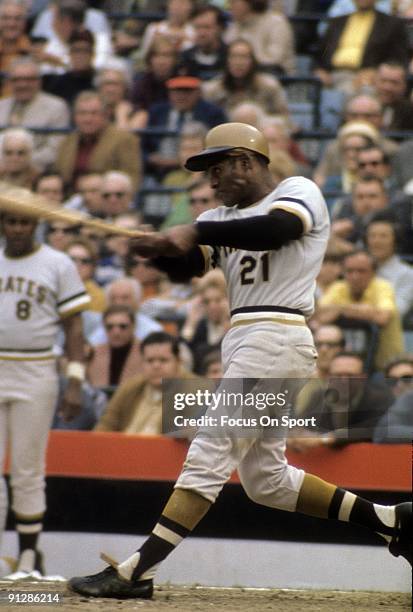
[166,76,201,90]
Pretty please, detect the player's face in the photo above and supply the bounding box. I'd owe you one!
[1,214,37,256]
[142,342,180,388]
[207,152,260,207]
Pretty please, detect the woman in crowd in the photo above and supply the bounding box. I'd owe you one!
[95,61,146,130]
[202,39,289,117]
[131,35,180,125]
[321,121,380,207]
[181,270,230,374]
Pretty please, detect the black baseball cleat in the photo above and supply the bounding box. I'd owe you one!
[389,502,412,565]
[68,566,154,599]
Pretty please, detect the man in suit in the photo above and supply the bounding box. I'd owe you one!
[143,75,227,181]
[315,0,410,96]
[54,90,141,192]
[0,56,70,171]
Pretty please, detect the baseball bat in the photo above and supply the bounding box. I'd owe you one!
[0,181,147,238]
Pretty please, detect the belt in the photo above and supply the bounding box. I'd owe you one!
[230,306,304,317]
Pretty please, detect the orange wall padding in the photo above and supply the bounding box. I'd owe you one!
[36,432,412,492]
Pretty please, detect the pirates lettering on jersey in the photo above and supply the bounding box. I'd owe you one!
[0,275,49,304]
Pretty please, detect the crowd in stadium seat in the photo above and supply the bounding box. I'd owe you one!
[0,0,412,443]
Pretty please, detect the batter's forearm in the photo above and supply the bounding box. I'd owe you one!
[196,210,303,251]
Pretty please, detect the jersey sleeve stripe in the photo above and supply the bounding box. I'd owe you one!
[57,291,89,308]
[58,293,91,317]
[268,203,311,233]
[272,196,316,227]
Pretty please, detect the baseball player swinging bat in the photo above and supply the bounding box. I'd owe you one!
[0,181,147,238]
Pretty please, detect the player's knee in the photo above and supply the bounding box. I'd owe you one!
[241,465,291,506]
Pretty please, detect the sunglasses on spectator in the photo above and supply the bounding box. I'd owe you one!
[3,148,28,156]
[49,227,74,234]
[102,192,127,199]
[9,76,39,82]
[386,375,413,386]
[358,160,383,168]
[105,323,131,331]
[315,341,342,348]
[70,256,94,265]
[189,197,213,205]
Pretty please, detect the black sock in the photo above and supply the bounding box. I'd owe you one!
[328,489,395,537]
[118,515,191,581]
[15,514,42,553]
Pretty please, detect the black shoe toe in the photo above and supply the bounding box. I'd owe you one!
[68,566,153,599]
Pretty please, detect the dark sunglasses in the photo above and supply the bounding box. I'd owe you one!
[71,256,94,265]
[102,192,127,199]
[386,375,413,386]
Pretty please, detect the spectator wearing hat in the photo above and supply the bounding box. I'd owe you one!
[321,120,380,208]
[313,93,399,188]
[143,75,227,180]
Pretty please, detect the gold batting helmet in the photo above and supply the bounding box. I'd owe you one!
[185,122,270,171]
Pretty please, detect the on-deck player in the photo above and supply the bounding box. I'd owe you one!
[70,123,412,599]
[0,212,90,578]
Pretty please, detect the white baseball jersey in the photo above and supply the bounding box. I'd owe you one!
[197,176,330,318]
[0,244,90,360]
